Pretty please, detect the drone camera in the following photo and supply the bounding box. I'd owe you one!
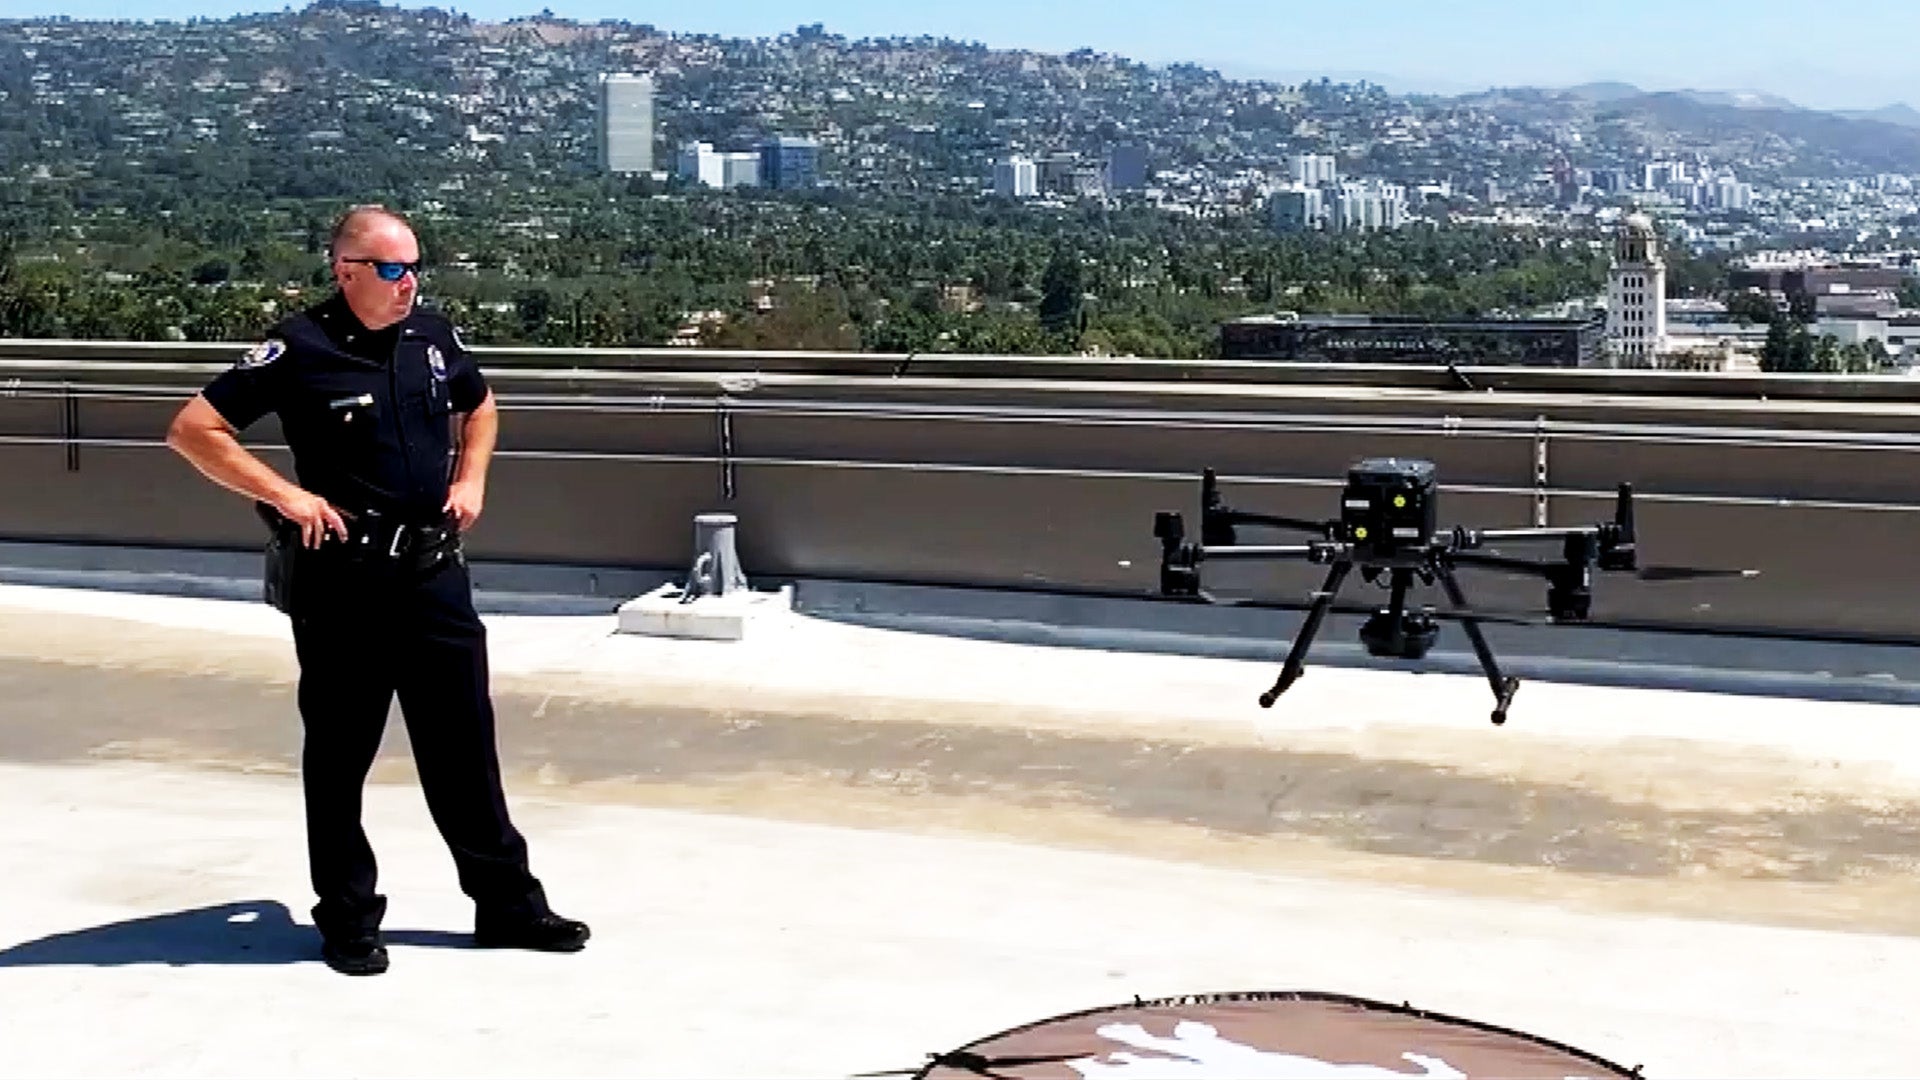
[1341,457,1437,557]
[1359,609,1442,660]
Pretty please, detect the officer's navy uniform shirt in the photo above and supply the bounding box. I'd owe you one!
[202,292,488,524]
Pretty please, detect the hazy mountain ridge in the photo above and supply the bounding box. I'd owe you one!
[1449,80,1920,175]
[1557,80,1919,124]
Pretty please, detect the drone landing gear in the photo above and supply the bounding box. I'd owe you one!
[1258,561,1350,708]
[1437,563,1521,725]
[1257,559,1521,725]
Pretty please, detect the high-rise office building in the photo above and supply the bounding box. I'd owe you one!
[1036,152,1082,195]
[1712,176,1753,212]
[676,140,763,189]
[597,73,654,174]
[1108,143,1148,190]
[1268,186,1323,232]
[1290,152,1339,188]
[721,152,761,189]
[677,141,724,187]
[759,136,819,191]
[1325,180,1406,232]
[994,156,1038,198]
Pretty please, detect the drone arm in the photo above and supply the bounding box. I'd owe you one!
[1469,484,1638,569]
[1155,509,1318,600]
[1199,543,1321,561]
[1464,526,1593,545]
[1212,507,1337,537]
[1199,469,1336,542]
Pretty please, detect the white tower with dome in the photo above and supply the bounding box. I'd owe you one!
[1606,213,1667,366]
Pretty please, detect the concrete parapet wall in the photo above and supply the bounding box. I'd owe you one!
[0,342,1917,642]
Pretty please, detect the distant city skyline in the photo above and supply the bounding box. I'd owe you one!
[4,0,1915,113]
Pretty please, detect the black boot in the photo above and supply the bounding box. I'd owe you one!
[473,911,590,952]
[321,930,390,976]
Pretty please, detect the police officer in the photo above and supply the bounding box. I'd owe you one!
[165,204,588,976]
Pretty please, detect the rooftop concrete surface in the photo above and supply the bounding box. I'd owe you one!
[5,758,1919,1080]
[2,580,1920,1078]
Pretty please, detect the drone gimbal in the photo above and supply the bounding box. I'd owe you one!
[1152,458,1750,725]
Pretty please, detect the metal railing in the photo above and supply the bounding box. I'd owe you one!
[0,339,1917,643]
[8,335,1920,400]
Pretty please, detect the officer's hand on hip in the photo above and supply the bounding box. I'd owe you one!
[445,477,484,532]
[276,488,350,549]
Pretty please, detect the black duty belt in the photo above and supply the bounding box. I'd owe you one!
[254,502,459,615]
[253,502,457,565]
[339,513,459,568]
[345,515,453,559]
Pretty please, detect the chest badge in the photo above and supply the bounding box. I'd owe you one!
[426,344,447,381]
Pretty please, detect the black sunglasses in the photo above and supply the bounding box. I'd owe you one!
[342,258,423,282]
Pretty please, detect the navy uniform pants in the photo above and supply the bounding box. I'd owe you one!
[287,538,549,939]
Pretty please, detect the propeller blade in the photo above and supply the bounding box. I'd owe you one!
[1636,565,1760,583]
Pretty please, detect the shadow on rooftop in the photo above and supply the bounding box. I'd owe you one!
[0,899,469,968]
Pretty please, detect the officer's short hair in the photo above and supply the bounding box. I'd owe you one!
[328,204,413,258]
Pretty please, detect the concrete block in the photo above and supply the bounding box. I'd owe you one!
[615,582,794,641]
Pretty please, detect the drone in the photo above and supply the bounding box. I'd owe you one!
[1151,457,1757,725]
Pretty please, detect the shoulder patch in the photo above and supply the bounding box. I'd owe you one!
[237,338,287,370]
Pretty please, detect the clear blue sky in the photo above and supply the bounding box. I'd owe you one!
[3,0,1912,111]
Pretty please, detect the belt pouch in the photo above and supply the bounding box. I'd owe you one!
[255,501,300,615]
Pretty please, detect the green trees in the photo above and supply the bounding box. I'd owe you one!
[1724,288,1775,324]
[1037,244,1086,346]
[1759,302,1887,374]
[3,143,1624,357]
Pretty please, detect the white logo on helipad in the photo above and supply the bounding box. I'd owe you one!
[1067,1020,1467,1079]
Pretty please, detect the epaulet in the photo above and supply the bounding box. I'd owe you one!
[407,306,469,352]
[407,301,452,327]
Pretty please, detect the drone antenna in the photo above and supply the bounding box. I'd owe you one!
[1200,467,1243,547]
[1600,482,1637,571]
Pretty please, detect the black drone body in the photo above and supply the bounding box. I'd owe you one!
[1152,458,1752,725]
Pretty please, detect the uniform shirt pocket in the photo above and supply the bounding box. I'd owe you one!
[326,392,379,436]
